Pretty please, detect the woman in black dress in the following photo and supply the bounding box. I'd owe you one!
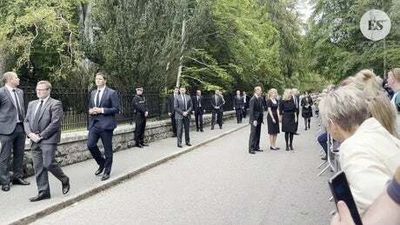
[279,89,297,151]
[266,88,280,150]
[301,92,313,130]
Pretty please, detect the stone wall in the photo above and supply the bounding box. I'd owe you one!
[22,111,236,177]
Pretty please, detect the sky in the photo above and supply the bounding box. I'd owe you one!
[295,0,315,24]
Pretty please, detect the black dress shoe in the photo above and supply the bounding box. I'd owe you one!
[2,184,10,192]
[186,143,192,146]
[172,134,177,137]
[249,151,256,154]
[321,156,327,160]
[177,144,182,148]
[294,133,300,135]
[30,192,51,202]
[286,147,290,151]
[141,143,149,147]
[135,144,143,148]
[200,129,204,132]
[12,177,30,185]
[101,173,110,181]
[290,145,294,150]
[254,149,263,152]
[95,166,104,176]
[219,126,222,129]
[211,127,214,130]
[62,178,70,195]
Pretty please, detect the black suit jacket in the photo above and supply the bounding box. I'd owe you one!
[211,94,225,112]
[88,87,120,130]
[167,94,177,114]
[249,95,263,123]
[192,95,204,112]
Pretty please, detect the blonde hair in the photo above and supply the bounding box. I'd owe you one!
[37,80,52,90]
[282,89,292,101]
[2,72,17,84]
[268,88,277,99]
[319,86,370,132]
[390,68,400,83]
[342,69,398,137]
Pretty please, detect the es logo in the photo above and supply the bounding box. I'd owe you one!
[360,9,391,41]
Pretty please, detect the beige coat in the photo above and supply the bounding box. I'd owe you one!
[339,117,400,215]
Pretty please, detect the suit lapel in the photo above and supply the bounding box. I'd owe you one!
[99,87,108,107]
[3,87,17,109]
[37,98,52,123]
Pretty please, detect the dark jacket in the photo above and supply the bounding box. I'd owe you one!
[192,95,204,112]
[249,95,264,123]
[233,95,244,109]
[88,87,120,130]
[133,94,148,117]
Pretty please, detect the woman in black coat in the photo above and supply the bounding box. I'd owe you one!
[301,92,313,130]
[279,89,297,151]
[266,88,280,150]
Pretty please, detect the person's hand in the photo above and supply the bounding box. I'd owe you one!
[93,107,103,114]
[330,201,356,225]
[145,111,149,117]
[272,119,276,124]
[168,112,172,116]
[28,133,41,143]
[89,108,97,115]
[253,121,258,127]
[183,112,188,117]
[295,117,298,123]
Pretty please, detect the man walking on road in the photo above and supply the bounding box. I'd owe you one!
[0,72,30,192]
[248,86,264,154]
[87,72,120,181]
[211,89,225,129]
[133,86,149,148]
[233,90,244,123]
[24,80,70,201]
[192,90,205,132]
[168,87,179,137]
[174,87,193,148]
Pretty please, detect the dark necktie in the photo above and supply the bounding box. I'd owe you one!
[32,100,44,132]
[197,96,201,107]
[95,90,101,107]
[12,89,23,121]
[183,95,186,111]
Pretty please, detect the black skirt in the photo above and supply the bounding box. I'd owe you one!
[282,112,296,133]
[267,113,280,134]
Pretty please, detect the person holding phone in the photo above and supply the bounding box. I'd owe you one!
[331,167,400,225]
[319,86,400,214]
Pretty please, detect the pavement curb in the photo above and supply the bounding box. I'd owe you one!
[9,123,249,225]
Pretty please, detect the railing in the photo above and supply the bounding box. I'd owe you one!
[21,86,235,131]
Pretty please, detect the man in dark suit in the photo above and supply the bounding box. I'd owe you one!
[233,90,244,123]
[192,90,205,132]
[0,72,30,192]
[242,91,249,118]
[24,80,70,201]
[87,72,120,181]
[132,87,148,148]
[174,87,193,148]
[211,89,225,129]
[292,88,300,135]
[248,86,264,154]
[167,87,179,137]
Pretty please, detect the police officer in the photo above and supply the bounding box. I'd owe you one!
[132,87,149,148]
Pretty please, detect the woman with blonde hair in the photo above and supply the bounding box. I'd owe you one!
[319,85,400,214]
[387,68,400,134]
[279,89,297,151]
[266,88,280,150]
[344,69,398,137]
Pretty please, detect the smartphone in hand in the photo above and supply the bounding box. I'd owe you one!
[329,171,363,225]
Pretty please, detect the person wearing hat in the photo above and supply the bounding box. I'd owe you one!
[132,86,149,148]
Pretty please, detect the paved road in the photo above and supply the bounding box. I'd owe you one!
[32,119,334,225]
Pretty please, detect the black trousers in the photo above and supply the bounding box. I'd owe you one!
[235,109,243,123]
[176,117,190,145]
[87,127,114,174]
[195,109,204,131]
[134,114,146,144]
[243,107,247,118]
[211,109,223,128]
[170,113,177,135]
[0,124,25,185]
[248,122,261,151]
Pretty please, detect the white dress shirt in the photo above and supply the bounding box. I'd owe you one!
[339,117,400,215]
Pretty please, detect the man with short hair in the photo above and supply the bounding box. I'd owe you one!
[87,72,120,181]
[192,90,205,132]
[168,87,179,137]
[24,80,70,201]
[233,90,244,123]
[174,87,193,148]
[211,90,225,129]
[248,86,264,154]
[0,71,30,192]
[133,87,149,147]
[242,91,249,118]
